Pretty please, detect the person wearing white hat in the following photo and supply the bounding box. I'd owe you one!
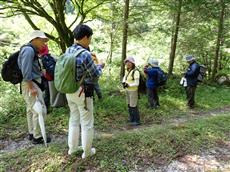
[144,58,160,108]
[17,30,51,144]
[184,55,200,109]
[122,56,141,126]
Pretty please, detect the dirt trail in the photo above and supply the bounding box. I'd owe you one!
[1,106,230,153]
[95,105,230,138]
[1,106,230,171]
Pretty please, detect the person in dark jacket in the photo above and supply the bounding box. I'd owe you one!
[144,58,160,109]
[184,55,200,109]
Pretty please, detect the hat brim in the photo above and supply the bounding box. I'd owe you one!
[29,36,49,42]
[186,58,195,62]
[124,60,135,64]
[148,63,158,67]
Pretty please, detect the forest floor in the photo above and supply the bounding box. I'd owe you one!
[1,105,230,171]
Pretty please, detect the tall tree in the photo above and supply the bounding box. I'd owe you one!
[0,0,110,52]
[168,0,182,75]
[120,0,129,79]
[212,0,226,80]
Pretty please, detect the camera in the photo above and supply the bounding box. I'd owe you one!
[122,82,128,88]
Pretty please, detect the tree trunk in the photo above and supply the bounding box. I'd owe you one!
[212,0,225,80]
[168,0,182,76]
[107,3,116,64]
[107,31,114,64]
[0,0,104,53]
[120,0,129,80]
[219,50,223,70]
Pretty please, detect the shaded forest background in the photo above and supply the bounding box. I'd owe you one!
[0,0,229,80]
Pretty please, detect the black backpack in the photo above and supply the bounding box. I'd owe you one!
[1,51,22,84]
[131,68,146,94]
[41,54,56,80]
[1,45,36,84]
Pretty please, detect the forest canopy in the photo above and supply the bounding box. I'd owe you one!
[0,0,229,79]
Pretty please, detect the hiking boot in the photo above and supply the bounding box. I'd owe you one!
[82,147,96,159]
[32,136,51,144]
[98,95,102,100]
[129,122,141,126]
[28,134,34,141]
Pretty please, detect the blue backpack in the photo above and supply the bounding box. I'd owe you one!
[157,68,167,86]
[41,54,56,80]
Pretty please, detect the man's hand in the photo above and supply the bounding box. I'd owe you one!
[26,80,38,97]
[29,87,38,97]
[99,62,105,69]
[91,53,99,64]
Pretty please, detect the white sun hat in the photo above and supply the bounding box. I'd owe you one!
[148,58,159,67]
[28,30,48,42]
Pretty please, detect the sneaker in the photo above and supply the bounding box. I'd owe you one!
[28,134,34,141]
[82,147,96,159]
[32,136,51,144]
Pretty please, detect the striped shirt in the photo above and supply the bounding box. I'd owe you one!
[65,44,100,82]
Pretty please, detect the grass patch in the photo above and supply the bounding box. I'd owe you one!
[0,76,230,138]
[1,113,230,171]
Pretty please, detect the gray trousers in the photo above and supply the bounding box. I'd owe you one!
[185,86,197,108]
[147,88,159,108]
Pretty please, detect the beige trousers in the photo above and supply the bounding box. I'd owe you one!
[126,90,138,107]
[21,81,46,139]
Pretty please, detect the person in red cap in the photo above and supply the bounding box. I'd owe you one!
[122,57,141,126]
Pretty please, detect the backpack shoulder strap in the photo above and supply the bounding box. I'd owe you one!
[18,44,38,68]
[20,44,36,54]
[72,48,86,58]
[124,69,132,81]
[19,44,37,61]
[131,68,139,80]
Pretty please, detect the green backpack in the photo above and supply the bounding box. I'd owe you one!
[54,49,85,94]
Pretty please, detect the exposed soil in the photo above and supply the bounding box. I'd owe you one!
[131,139,230,172]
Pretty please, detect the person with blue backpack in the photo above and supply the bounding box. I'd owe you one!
[144,58,161,109]
[64,24,101,158]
